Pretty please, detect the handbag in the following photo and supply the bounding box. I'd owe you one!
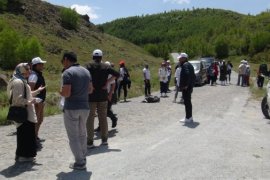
[7,81,28,123]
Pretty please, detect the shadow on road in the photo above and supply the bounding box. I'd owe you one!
[183,122,200,129]
[94,129,118,140]
[87,145,121,156]
[0,161,41,178]
[56,170,92,180]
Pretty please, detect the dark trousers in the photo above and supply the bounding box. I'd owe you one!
[107,100,117,121]
[144,80,151,96]
[257,76,264,87]
[182,89,193,119]
[160,82,167,94]
[118,81,127,99]
[16,121,37,158]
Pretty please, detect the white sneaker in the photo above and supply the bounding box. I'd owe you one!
[180,117,193,123]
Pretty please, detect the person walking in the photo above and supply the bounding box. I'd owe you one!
[86,49,119,148]
[226,61,233,84]
[28,57,47,144]
[159,62,168,97]
[178,53,196,123]
[60,52,92,170]
[7,63,45,162]
[143,64,151,97]
[118,60,130,102]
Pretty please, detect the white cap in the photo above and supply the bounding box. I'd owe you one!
[177,52,188,59]
[32,57,46,65]
[167,60,170,63]
[105,61,111,65]
[93,49,103,57]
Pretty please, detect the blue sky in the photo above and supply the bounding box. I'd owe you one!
[44,0,270,24]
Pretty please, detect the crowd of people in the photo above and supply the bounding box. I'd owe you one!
[7,48,268,170]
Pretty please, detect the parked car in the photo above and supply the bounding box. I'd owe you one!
[200,57,215,69]
[189,60,208,86]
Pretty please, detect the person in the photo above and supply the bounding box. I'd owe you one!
[219,60,227,86]
[110,63,118,104]
[159,62,168,97]
[178,53,196,123]
[95,61,118,132]
[226,61,233,84]
[7,63,45,162]
[257,64,268,88]
[245,64,251,86]
[166,60,172,92]
[207,62,216,86]
[173,57,183,103]
[237,60,247,86]
[118,60,130,102]
[86,49,119,148]
[143,64,151,97]
[60,52,93,170]
[28,57,47,143]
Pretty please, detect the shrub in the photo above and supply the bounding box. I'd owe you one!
[60,8,79,30]
[0,0,7,12]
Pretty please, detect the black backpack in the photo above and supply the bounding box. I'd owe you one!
[143,96,160,103]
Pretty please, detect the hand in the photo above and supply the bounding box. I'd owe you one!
[37,86,46,93]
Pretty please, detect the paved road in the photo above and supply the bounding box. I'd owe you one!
[0,72,270,180]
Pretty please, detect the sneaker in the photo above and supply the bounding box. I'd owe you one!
[101,139,108,146]
[87,140,95,149]
[36,137,45,142]
[17,157,36,162]
[179,117,193,123]
[69,162,86,170]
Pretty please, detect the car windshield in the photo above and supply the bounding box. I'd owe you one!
[190,62,200,71]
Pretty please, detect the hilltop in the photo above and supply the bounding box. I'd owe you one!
[0,0,161,92]
[100,8,270,62]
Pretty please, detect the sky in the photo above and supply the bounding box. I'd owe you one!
[44,0,270,24]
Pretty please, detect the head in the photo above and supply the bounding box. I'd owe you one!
[61,52,77,69]
[178,52,188,65]
[161,62,166,67]
[92,49,103,62]
[145,64,149,69]
[14,63,31,79]
[105,61,111,67]
[119,60,125,67]
[31,57,46,72]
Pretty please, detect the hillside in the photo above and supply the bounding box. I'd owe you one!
[0,0,161,92]
[100,8,270,62]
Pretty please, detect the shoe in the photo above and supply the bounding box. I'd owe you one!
[101,139,108,146]
[179,117,193,123]
[17,157,36,162]
[69,162,86,170]
[112,118,118,128]
[94,126,100,132]
[36,137,45,142]
[87,140,95,149]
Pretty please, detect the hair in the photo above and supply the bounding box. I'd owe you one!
[62,52,77,63]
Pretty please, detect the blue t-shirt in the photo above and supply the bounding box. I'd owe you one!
[62,64,91,110]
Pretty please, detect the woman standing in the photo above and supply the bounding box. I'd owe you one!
[118,60,130,102]
[7,63,44,162]
[159,62,168,97]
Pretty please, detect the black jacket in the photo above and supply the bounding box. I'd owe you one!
[179,61,195,90]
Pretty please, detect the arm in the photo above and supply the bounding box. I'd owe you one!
[60,84,71,98]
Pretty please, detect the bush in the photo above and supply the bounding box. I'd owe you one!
[0,0,7,12]
[60,8,79,30]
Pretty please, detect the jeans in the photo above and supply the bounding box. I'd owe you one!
[144,80,151,96]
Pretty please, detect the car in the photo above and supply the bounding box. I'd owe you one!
[189,60,208,86]
[200,57,215,69]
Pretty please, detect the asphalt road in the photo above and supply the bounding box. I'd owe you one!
[0,72,270,180]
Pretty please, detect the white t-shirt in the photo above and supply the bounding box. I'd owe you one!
[28,71,38,84]
[107,74,116,93]
[118,67,125,81]
[143,68,151,80]
[175,67,181,87]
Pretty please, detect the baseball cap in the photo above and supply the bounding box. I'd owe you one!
[92,49,103,57]
[119,60,125,65]
[177,53,188,59]
[32,57,46,65]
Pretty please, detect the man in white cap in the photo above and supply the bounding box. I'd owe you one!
[86,49,119,147]
[237,59,247,86]
[178,53,196,123]
[28,57,47,146]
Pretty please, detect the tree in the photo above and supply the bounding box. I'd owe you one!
[215,37,229,59]
[60,7,79,30]
[0,0,7,12]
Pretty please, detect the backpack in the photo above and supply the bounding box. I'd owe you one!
[259,64,268,76]
[143,96,160,103]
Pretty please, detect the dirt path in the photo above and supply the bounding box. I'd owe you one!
[0,72,270,180]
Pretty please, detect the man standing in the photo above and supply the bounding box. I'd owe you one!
[178,53,195,123]
[143,64,151,97]
[28,57,46,143]
[60,52,92,170]
[86,49,119,147]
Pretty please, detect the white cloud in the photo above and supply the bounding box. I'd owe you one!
[71,4,99,20]
[163,0,190,4]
